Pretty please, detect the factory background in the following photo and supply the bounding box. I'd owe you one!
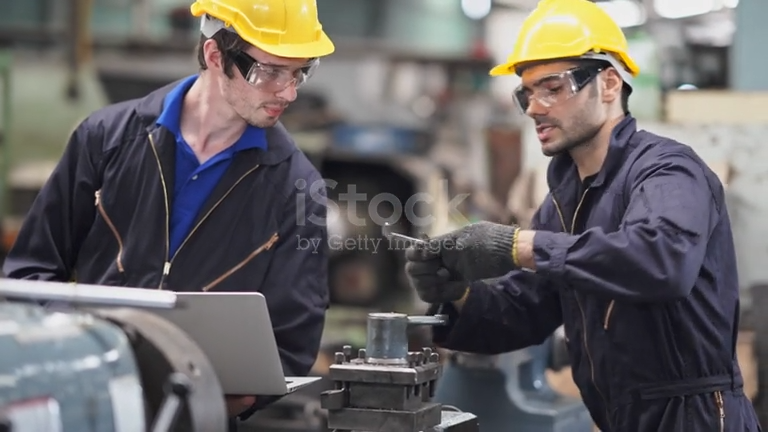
[0,0,767,431]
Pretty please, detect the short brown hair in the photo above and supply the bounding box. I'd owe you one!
[196,31,249,79]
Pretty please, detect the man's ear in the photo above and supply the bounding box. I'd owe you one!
[601,68,623,104]
[203,39,223,71]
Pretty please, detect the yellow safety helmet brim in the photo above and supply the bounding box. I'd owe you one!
[488,0,639,78]
[191,0,335,59]
[489,51,640,78]
[257,33,335,59]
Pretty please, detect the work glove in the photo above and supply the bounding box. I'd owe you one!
[404,221,520,304]
[404,246,467,304]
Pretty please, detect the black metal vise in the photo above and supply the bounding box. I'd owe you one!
[320,312,479,432]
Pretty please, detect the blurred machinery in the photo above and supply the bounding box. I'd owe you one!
[0,50,11,261]
[432,336,592,432]
[0,279,228,432]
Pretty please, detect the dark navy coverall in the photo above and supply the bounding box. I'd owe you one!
[432,116,761,431]
[3,79,330,429]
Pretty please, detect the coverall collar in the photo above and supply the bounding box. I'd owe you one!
[547,114,637,195]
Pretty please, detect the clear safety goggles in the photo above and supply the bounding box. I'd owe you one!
[512,66,603,113]
[233,51,319,92]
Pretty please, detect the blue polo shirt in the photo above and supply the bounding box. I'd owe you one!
[156,75,267,259]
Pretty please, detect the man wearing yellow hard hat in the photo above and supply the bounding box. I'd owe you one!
[4,0,334,428]
[403,0,760,430]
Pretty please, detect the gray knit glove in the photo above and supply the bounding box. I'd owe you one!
[404,222,519,303]
[404,247,467,304]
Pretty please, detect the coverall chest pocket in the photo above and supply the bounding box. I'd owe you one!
[197,205,281,292]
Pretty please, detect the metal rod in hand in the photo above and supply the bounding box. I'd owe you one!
[0,279,177,309]
[381,222,429,245]
[381,223,452,315]
[407,314,448,325]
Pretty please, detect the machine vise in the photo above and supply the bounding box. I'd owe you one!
[320,312,479,432]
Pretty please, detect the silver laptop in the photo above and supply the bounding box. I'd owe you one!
[150,292,322,395]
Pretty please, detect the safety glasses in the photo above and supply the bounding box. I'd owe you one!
[232,51,319,92]
[512,66,603,113]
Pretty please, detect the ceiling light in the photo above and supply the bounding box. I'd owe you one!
[596,0,647,28]
[462,0,492,20]
[654,0,716,19]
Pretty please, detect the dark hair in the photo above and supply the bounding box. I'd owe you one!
[196,31,249,79]
[620,84,630,113]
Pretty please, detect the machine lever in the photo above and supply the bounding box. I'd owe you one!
[407,314,448,326]
[151,373,192,432]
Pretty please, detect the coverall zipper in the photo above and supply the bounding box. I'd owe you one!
[94,190,125,273]
[148,132,262,289]
[148,133,171,287]
[715,390,725,432]
[552,191,611,428]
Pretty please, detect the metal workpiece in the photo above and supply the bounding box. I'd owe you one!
[364,312,448,365]
[365,312,410,365]
[320,312,479,432]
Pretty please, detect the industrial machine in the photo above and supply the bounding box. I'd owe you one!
[320,312,479,432]
[316,310,590,432]
[0,279,228,432]
[0,277,588,432]
[0,279,480,432]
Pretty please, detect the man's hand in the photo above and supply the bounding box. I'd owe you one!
[225,395,256,418]
[404,221,523,303]
[404,245,467,304]
[412,222,521,281]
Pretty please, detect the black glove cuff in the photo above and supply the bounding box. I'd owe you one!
[484,224,517,269]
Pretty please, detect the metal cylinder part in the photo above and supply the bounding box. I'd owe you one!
[365,312,409,365]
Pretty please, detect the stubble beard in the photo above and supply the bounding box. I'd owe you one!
[542,124,601,157]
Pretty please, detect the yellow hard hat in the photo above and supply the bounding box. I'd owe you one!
[489,0,639,78]
[190,0,335,59]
